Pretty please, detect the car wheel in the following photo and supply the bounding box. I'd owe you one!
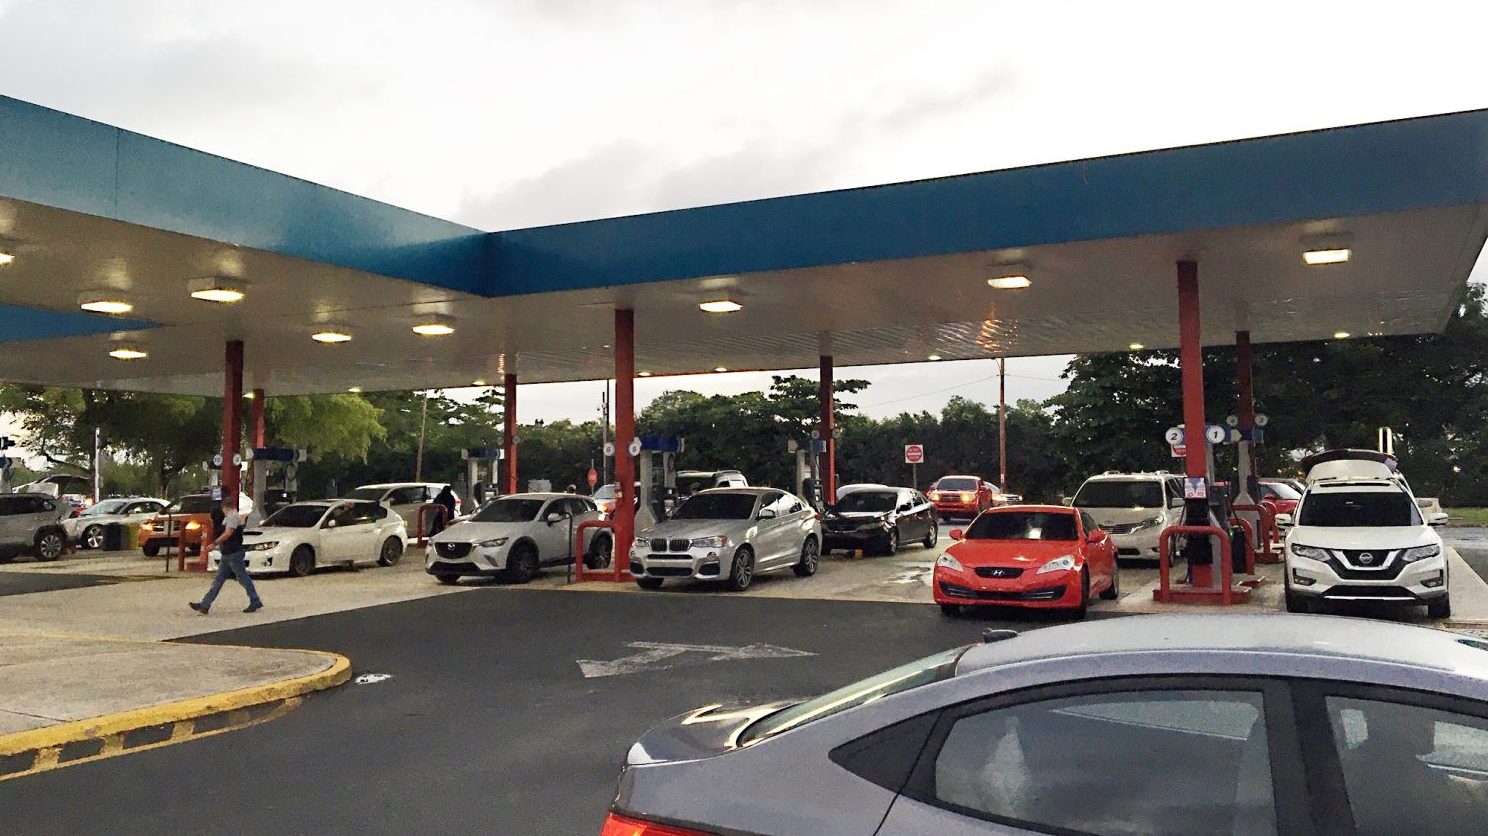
[873,527,899,557]
[1284,587,1312,614]
[142,542,160,558]
[939,603,961,618]
[635,577,664,590]
[1428,595,1452,619]
[1071,568,1089,620]
[922,523,937,549]
[83,524,106,551]
[288,545,315,578]
[435,573,460,585]
[726,546,755,592]
[1100,562,1120,600]
[506,543,539,584]
[377,537,403,566]
[585,535,613,570]
[35,530,65,561]
[793,536,820,577]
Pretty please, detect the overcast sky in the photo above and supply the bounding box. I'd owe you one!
[2,0,1486,425]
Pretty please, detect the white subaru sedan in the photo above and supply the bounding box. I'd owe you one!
[210,499,408,577]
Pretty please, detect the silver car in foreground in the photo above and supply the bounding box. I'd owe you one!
[629,487,821,591]
[605,614,1488,835]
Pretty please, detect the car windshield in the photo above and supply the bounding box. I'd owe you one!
[592,484,617,502]
[678,475,720,495]
[1261,481,1302,500]
[264,504,329,528]
[343,487,386,501]
[1298,491,1421,527]
[836,491,897,513]
[81,500,128,516]
[672,492,758,520]
[472,498,544,523]
[1075,480,1163,509]
[936,478,979,492]
[740,646,968,745]
[965,511,1080,541]
[167,496,216,514]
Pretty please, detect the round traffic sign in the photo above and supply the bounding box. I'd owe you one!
[603,441,615,457]
[904,444,925,464]
[627,438,642,457]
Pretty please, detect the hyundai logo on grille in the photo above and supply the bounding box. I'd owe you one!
[1359,552,1376,565]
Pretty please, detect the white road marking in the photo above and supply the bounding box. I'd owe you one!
[354,673,393,684]
[577,641,816,678]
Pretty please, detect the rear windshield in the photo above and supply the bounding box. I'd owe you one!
[592,484,617,501]
[1298,491,1420,527]
[966,511,1079,541]
[673,493,758,520]
[264,505,328,528]
[473,499,544,523]
[740,646,967,745]
[168,496,216,514]
[343,487,386,501]
[936,478,979,491]
[836,491,897,513]
[1075,480,1163,510]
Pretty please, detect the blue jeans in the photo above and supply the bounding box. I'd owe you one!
[201,550,261,609]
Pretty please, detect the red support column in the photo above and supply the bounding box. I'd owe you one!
[221,341,244,510]
[247,388,265,496]
[1177,261,1206,484]
[503,373,518,494]
[819,355,835,500]
[614,310,636,574]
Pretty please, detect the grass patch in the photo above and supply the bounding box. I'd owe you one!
[1446,508,1488,527]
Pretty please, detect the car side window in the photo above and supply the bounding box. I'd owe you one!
[0,496,18,516]
[760,491,787,516]
[328,505,358,527]
[926,688,1277,835]
[1079,511,1099,535]
[390,487,423,506]
[570,498,596,516]
[20,496,52,514]
[1325,695,1488,836]
[350,502,382,525]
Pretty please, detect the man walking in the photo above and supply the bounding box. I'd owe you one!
[189,495,263,614]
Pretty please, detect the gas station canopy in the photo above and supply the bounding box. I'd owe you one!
[1,95,1486,396]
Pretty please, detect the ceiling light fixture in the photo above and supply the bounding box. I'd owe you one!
[78,293,134,315]
[108,344,148,361]
[0,251,14,267]
[1128,342,1145,351]
[1333,330,1351,339]
[714,366,728,373]
[472,379,488,387]
[927,353,943,361]
[987,275,1032,290]
[411,315,455,336]
[699,299,743,314]
[1304,248,1351,266]
[311,329,353,344]
[188,276,247,303]
[347,386,363,393]
[638,371,653,377]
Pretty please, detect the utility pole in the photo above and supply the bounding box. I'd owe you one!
[415,390,430,481]
[600,382,611,486]
[92,426,102,502]
[998,357,1008,490]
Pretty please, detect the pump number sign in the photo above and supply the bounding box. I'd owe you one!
[904,444,925,464]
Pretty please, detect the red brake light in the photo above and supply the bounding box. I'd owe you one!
[599,811,712,836]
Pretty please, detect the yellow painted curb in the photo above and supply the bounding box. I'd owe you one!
[0,650,350,758]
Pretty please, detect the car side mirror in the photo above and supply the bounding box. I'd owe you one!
[1429,512,1449,526]
[949,528,964,541]
[1169,497,1184,509]
[1416,498,1432,509]
[1274,513,1292,528]
[325,519,338,528]
[757,509,777,520]
[1061,498,1074,507]
[545,512,566,525]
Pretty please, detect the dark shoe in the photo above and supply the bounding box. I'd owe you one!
[189,601,209,615]
[244,602,263,613]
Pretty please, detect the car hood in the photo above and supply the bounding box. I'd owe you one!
[243,526,313,541]
[828,510,891,521]
[625,701,796,766]
[638,519,755,541]
[947,539,1079,566]
[1288,526,1439,550]
[431,521,532,543]
[1079,507,1166,526]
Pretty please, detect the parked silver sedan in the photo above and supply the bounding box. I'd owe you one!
[605,614,1488,835]
[629,487,820,591]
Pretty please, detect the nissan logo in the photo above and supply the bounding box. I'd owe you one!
[1359,552,1376,565]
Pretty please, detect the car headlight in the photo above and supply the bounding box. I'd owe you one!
[478,537,509,548]
[1036,555,1077,574]
[690,535,730,549]
[245,541,279,552]
[1401,544,1441,562]
[184,520,202,531]
[1290,544,1330,561]
[936,553,963,572]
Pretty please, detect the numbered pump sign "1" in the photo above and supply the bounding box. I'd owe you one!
[904,444,925,465]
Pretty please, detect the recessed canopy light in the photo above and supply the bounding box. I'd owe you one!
[1128,342,1145,351]
[714,366,728,372]
[987,275,1032,290]
[699,299,743,314]
[108,345,148,360]
[927,354,943,361]
[244,392,256,399]
[1304,248,1351,265]
[311,329,352,344]
[347,386,363,393]
[1333,330,1351,339]
[638,371,653,377]
[188,277,247,304]
[79,297,134,315]
[472,379,488,387]
[0,252,15,267]
[412,315,455,336]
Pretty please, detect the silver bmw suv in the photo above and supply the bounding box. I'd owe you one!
[0,492,71,562]
[630,488,821,592]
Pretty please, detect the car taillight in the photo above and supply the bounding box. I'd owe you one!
[599,811,712,836]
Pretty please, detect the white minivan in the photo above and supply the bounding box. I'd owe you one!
[1069,472,1185,560]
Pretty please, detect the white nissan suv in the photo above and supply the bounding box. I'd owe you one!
[1282,467,1450,618]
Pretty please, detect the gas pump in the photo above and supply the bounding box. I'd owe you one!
[243,447,306,521]
[462,447,504,509]
[0,436,14,494]
[790,437,827,510]
[635,434,683,530]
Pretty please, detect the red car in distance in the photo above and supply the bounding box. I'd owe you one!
[926,475,1004,520]
[1256,478,1302,517]
[933,505,1119,619]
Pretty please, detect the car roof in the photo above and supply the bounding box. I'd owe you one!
[935,475,982,481]
[355,482,439,490]
[1308,479,1403,492]
[983,504,1074,513]
[1082,472,1171,482]
[838,483,901,493]
[697,487,775,496]
[956,614,1488,681]
[492,492,586,501]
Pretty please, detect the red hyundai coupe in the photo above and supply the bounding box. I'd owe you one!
[933,505,1119,618]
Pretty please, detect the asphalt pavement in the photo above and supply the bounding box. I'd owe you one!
[0,586,1119,835]
[0,571,122,597]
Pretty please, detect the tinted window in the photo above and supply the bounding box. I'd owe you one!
[264,505,329,528]
[168,496,217,514]
[1298,491,1420,527]
[1079,511,1099,534]
[931,690,1275,835]
[965,511,1079,541]
[1075,479,1164,509]
[390,486,428,506]
[565,498,594,516]
[328,505,359,527]
[1327,696,1488,836]
[836,491,897,513]
[344,487,386,501]
[672,492,758,520]
[936,478,979,492]
[349,502,383,524]
[741,646,967,744]
[472,498,544,523]
[0,496,20,515]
